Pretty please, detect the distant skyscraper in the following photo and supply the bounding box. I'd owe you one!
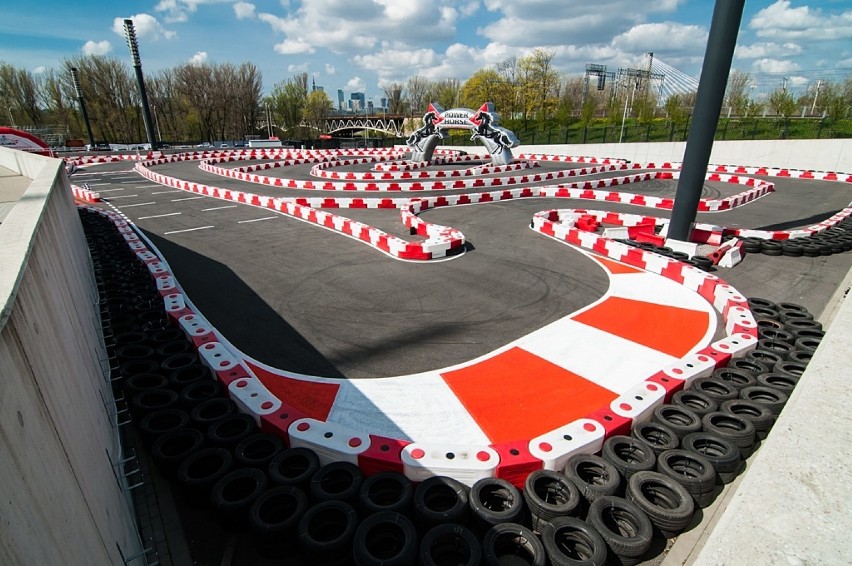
[380,97,388,110]
[350,92,365,111]
[367,100,374,113]
[337,89,344,111]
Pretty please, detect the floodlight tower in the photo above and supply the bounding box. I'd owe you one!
[70,67,96,148]
[123,18,158,150]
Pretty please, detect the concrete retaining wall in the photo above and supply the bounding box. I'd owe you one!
[0,148,143,565]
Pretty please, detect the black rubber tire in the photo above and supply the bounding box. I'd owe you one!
[309,461,364,506]
[778,308,813,324]
[626,470,695,539]
[747,297,777,311]
[540,516,608,566]
[601,435,657,481]
[564,453,622,506]
[631,421,680,456]
[756,338,795,360]
[482,523,547,566]
[783,318,823,334]
[298,500,358,563]
[755,317,785,332]
[691,255,713,271]
[149,326,184,345]
[757,327,795,344]
[359,472,414,517]
[414,476,470,530]
[155,339,193,361]
[469,477,524,535]
[747,348,786,368]
[672,389,718,418]
[727,357,770,376]
[176,447,234,507]
[123,372,169,401]
[720,399,775,440]
[268,447,321,490]
[169,364,211,391]
[116,343,156,363]
[151,427,206,479]
[693,377,739,402]
[179,378,224,409]
[773,360,808,378]
[655,449,717,508]
[137,408,190,448]
[353,511,419,566]
[248,485,309,558]
[701,411,757,459]
[756,372,799,394]
[787,350,813,366]
[206,413,258,449]
[793,335,822,353]
[781,242,803,257]
[523,470,582,534]
[419,523,482,566]
[161,351,199,372]
[210,468,269,531]
[652,405,702,440]
[586,496,653,564]
[680,432,742,484]
[190,397,238,430]
[234,432,286,470]
[710,367,756,390]
[130,388,179,418]
[740,385,789,416]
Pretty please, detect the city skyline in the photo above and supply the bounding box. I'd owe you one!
[2,0,851,105]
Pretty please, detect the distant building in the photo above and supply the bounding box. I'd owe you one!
[367,100,374,113]
[380,97,388,110]
[337,89,344,111]
[350,92,365,111]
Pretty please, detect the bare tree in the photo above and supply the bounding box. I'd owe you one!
[0,62,43,126]
[725,70,752,116]
[382,82,405,114]
[432,78,461,109]
[405,75,431,115]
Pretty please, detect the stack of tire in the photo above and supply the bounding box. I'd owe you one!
[82,210,820,565]
[620,239,715,271]
[739,217,852,257]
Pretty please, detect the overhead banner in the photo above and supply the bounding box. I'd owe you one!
[0,127,52,156]
[406,102,519,165]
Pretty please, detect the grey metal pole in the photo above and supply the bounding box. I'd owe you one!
[123,19,158,150]
[668,0,745,241]
[70,67,96,148]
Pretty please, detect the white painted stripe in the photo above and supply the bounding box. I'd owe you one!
[137,212,182,220]
[151,190,182,195]
[171,196,206,201]
[163,226,214,235]
[104,194,138,199]
[327,373,490,444]
[85,182,110,186]
[609,271,716,313]
[202,205,238,211]
[519,318,677,394]
[119,201,157,208]
[95,188,127,193]
[238,216,277,223]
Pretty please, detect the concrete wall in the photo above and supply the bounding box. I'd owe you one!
[451,138,851,172]
[0,148,143,565]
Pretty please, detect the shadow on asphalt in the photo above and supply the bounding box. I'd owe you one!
[754,209,841,231]
[143,230,346,378]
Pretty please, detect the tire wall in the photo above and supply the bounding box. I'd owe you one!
[0,148,141,565]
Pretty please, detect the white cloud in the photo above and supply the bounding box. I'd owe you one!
[155,0,229,23]
[735,41,802,60]
[346,76,366,92]
[288,63,309,72]
[33,66,47,74]
[325,63,336,75]
[82,40,112,56]
[612,22,706,55]
[751,57,801,74]
[749,0,852,41]
[273,38,316,55]
[234,1,256,19]
[112,14,176,41]
[189,51,208,65]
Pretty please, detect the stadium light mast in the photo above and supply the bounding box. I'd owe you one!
[123,18,158,150]
[668,0,745,242]
[70,67,96,148]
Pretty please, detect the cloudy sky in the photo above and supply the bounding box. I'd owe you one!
[1,0,850,104]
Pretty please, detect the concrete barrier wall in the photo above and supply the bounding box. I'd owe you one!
[449,138,851,172]
[0,148,142,565]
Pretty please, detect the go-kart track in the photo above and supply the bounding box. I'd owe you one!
[69,146,852,484]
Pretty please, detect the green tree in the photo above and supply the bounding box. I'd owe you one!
[460,68,505,109]
[269,73,308,136]
[725,70,752,116]
[303,89,333,137]
[767,87,796,118]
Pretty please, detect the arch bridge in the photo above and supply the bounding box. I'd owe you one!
[319,114,408,137]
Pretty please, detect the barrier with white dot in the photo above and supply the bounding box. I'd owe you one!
[288,418,370,466]
[401,443,499,486]
[177,313,215,346]
[145,260,169,276]
[709,332,758,360]
[656,352,718,389]
[725,305,758,337]
[609,381,667,425]
[197,341,239,375]
[527,418,605,471]
[228,377,282,425]
[155,275,177,295]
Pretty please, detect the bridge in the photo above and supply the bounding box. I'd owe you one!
[311,114,409,137]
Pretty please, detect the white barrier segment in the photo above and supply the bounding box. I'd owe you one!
[401,443,499,486]
[288,418,370,465]
[135,250,158,263]
[146,260,169,275]
[197,341,239,372]
[713,283,748,313]
[178,313,213,340]
[163,293,186,314]
[610,381,666,424]
[711,333,758,359]
[725,305,758,336]
[155,275,176,293]
[660,352,717,386]
[527,418,606,471]
[228,377,282,424]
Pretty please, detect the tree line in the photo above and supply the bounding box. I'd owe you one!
[1,50,850,145]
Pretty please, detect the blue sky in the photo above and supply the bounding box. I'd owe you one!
[1,0,850,104]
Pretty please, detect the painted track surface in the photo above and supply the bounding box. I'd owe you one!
[70,148,852,480]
